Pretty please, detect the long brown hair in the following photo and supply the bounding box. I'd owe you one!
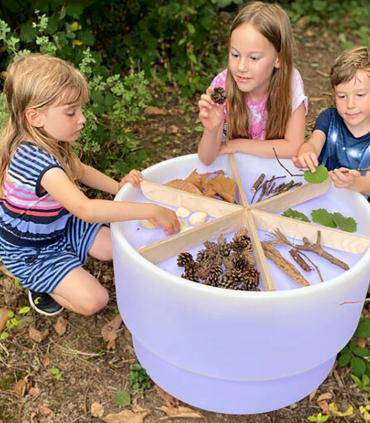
[0,53,89,193]
[226,1,293,140]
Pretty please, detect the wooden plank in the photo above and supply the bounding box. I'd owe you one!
[252,180,331,213]
[139,210,246,263]
[244,211,275,291]
[140,180,241,218]
[228,154,249,207]
[252,209,370,254]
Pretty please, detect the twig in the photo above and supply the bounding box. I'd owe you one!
[272,147,304,177]
[262,242,310,287]
[297,250,324,282]
[289,248,312,272]
[273,229,349,271]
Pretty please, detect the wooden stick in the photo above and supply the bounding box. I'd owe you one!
[139,209,245,263]
[228,154,249,207]
[140,180,242,218]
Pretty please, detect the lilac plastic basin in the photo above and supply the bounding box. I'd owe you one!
[111,154,370,414]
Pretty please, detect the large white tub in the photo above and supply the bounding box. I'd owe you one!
[111,154,370,414]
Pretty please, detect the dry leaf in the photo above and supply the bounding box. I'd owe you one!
[0,307,9,332]
[159,405,203,419]
[144,106,166,115]
[318,400,330,414]
[14,379,27,397]
[38,405,53,417]
[91,401,104,418]
[317,392,333,402]
[103,410,148,423]
[329,403,354,417]
[101,314,122,350]
[155,385,178,406]
[54,316,68,336]
[29,387,41,397]
[166,179,202,195]
[28,327,49,343]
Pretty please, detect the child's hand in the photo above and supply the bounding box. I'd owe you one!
[150,205,180,235]
[329,168,360,189]
[198,86,225,131]
[292,152,318,173]
[119,170,143,189]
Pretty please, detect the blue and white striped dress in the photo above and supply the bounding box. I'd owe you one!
[0,143,103,293]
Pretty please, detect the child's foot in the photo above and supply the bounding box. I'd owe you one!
[28,290,64,316]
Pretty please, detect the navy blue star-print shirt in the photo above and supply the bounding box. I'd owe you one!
[316,107,370,173]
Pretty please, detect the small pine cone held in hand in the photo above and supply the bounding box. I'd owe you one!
[211,87,226,104]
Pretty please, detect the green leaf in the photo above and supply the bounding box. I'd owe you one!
[113,390,131,408]
[351,356,367,376]
[311,209,337,228]
[338,350,352,367]
[0,332,9,340]
[332,212,357,232]
[18,306,30,315]
[282,208,310,222]
[304,165,328,184]
[351,346,369,358]
[355,318,370,338]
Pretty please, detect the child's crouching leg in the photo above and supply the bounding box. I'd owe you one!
[51,267,109,316]
[89,226,112,261]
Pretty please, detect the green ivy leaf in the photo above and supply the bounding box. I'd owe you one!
[355,318,370,338]
[311,209,337,228]
[282,208,310,222]
[351,356,367,376]
[332,212,357,232]
[351,346,369,358]
[304,165,328,184]
[338,350,352,367]
[113,390,131,408]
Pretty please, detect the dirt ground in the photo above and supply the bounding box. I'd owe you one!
[0,26,369,423]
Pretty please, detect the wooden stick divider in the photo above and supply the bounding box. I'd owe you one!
[251,179,331,213]
[140,179,241,218]
[252,208,370,254]
[228,154,249,207]
[139,209,246,264]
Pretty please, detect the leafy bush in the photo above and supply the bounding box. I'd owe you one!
[0,14,152,176]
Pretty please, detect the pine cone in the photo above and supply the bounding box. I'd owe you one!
[181,263,198,282]
[196,249,210,264]
[211,87,226,104]
[195,262,212,281]
[231,233,251,251]
[205,264,223,286]
[243,267,260,290]
[219,242,231,257]
[232,254,249,271]
[177,252,194,267]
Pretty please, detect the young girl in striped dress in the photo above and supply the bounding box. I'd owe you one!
[0,54,179,316]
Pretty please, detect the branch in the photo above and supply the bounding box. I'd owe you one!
[272,147,304,177]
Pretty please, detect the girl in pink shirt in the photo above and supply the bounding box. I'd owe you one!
[198,1,308,165]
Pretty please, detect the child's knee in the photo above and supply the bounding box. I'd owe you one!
[80,288,109,316]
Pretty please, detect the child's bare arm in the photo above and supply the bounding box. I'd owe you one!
[219,103,306,158]
[41,168,180,233]
[197,87,225,165]
[79,163,120,195]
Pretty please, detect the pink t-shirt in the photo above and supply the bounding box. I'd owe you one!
[211,68,308,140]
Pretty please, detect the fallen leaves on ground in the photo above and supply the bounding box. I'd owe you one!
[28,326,49,343]
[155,385,178,406]
[14,378,28,397]
[158,405,204,419]
[144,106,166,115]
[0,307,9,332]
[101,314,122,350]
[103,409,148,423]
[54,316,68,335]
[91,401,104,418]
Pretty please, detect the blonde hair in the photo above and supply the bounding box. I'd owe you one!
[330,46,370,88]
[226,1,293,140]
[0,53,89,192]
